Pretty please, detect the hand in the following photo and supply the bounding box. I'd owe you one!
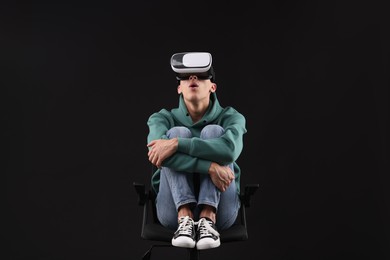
[147,138,178,168]
[208,162,235,192]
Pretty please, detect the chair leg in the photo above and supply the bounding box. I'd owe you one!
[142,246,152,260]
[188,248,199,260]
[141,245,199,260]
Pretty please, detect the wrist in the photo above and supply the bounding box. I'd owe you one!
[208,162,216,175]
[173,137,178,151]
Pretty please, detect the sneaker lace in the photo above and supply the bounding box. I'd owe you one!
[177,216,194,236]
[197,218,220,238]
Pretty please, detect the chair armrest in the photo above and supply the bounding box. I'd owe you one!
[133,182,148,206]
[240,184,260,207]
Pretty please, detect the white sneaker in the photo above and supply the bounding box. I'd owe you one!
[196,217,220,250]
[171,216,196,248]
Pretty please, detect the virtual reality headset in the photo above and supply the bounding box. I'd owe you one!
[171,52,215,81]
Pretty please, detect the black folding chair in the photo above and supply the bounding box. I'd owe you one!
[133,168,260,260]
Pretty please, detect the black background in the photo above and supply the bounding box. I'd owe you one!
[3,1,389,259]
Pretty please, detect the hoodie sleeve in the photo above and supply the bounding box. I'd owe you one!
[147,109,212,174]
[147,109,214,174]
[162,153,212,174]
[146,109,173,144]
[176,107,247,166]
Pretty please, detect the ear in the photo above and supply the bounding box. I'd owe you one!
[177,85,182,94]
[210,83,217,93]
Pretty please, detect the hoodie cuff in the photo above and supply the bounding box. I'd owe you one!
[197,160,212,175]
[177,137,191,154]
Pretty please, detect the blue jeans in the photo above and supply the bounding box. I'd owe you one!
[156,124,240,231]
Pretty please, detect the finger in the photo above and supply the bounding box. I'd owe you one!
[221,180,227,190]
[156,158,162,169]
[152,159,157,166]
[149,154,157,165]
[224,172,232,183]
[153,154,160,165]
[148,148,156,157]
[147,141,156,147]
[221,177,229,185]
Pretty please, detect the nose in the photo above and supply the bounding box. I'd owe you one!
[188,75,198,80]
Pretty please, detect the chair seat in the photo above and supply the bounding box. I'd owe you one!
[219,223,248,242]
[142,223,174,242]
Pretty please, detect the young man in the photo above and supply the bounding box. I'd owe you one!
[146,52,247,250]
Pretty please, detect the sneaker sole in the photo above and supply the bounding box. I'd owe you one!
[172,238,196,248]
[196,239,220,250]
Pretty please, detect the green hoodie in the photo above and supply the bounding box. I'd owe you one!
[147,92,247,194]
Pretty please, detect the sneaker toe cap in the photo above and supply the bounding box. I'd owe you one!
[172,236,196,248]
[196,237,221,250]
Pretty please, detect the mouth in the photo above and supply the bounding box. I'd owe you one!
[189,83,198,88]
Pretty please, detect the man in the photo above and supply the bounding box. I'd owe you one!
[146,52,247,250]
